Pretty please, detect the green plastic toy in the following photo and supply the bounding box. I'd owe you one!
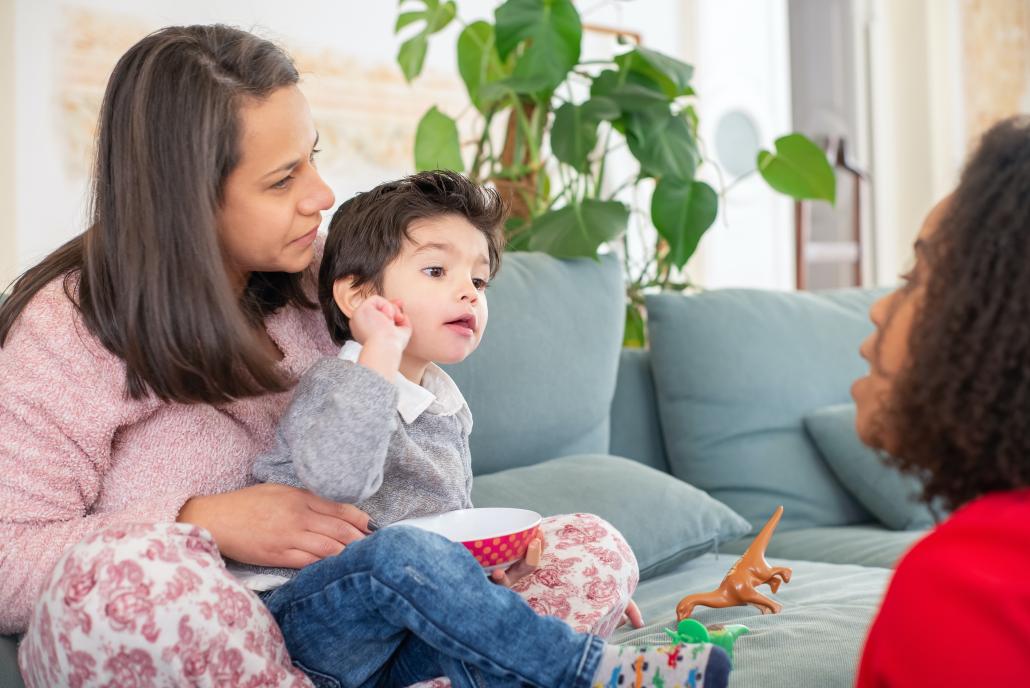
[664,618,749,663]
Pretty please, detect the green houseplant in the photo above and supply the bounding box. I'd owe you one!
[395,0,836,344]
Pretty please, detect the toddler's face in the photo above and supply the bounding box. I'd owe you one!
[381,214,491,369]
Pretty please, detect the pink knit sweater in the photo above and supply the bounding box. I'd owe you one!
[0,270,335,634]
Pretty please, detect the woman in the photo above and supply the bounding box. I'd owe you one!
[0,24,700,688]
[852,116,1030,685]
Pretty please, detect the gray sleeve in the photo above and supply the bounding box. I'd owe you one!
[252,357,399,503]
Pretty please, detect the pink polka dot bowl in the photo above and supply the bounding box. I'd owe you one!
[391,508,542,572]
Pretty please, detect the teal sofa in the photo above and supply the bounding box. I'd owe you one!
[0,253,927,687]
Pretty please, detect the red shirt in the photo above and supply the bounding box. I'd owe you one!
[857,489,1030,686]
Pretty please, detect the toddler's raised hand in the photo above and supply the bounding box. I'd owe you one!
[351,296,411,350]
[352,296,412,380]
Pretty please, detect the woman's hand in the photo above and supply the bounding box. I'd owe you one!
[176,483,372,569]
[489,534,544,588]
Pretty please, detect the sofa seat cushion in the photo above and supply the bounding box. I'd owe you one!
[804,404,941,530]
[646,288,887,530]
[0,635,20,688]
[471,454,752,580]
[444,252,625,475]
[614,553,892,688]
[720,525,927,569]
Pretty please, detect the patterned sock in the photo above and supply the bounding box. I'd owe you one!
[591,642,731,688]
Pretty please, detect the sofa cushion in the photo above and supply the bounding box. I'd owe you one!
[0,635,20,688]
[721,525,926,569]
[471,454,752,580]
[804,404,940,531]
[646,288,885,530]
[444,252,624,475]
[609,348,669,473]
[614,553,891,688]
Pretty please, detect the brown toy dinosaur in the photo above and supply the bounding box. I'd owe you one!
[675,505,792,620]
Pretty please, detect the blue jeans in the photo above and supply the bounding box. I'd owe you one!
[261,526,605,688]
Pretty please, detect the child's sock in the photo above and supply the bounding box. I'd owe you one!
[591,641,731,688]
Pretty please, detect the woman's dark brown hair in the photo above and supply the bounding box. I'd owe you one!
[883,115,1030,512]
[0,25,315,403]
[318,170,507,344]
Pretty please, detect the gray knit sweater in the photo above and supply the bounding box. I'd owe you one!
[232,356,473,588]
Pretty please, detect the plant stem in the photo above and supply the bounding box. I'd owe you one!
[622,230,633,290]
[722,168,756,194]
[469,108,497,182]
[510,93,539,165]
[605,174,639,201]
[594,124,613,198]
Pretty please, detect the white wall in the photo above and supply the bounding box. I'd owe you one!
[8,0,692,271]
[865,0,964,284]
[0,0,14,291]
[9,0,489,279]
[6,0,842,295]
[609,0,796,292]
[683,0,795,290]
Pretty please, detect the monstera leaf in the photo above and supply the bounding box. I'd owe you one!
[396,0,457,82]
[415,107,463,172]
[493,0,581,95]
[526,200,629,259]
[651,178,718,269]
[758,134,836,202]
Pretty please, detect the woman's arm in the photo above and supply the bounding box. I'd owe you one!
[0,286,188,634]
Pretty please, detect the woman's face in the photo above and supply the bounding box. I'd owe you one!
[218,85,335,287]
[852,198,948,452]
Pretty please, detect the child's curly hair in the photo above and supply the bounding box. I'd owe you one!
[882,116,1030,512]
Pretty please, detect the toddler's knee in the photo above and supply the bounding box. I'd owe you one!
[370,525,455,562]
[366,526,478,583]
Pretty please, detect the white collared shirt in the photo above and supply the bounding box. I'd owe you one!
[338,340,473,435]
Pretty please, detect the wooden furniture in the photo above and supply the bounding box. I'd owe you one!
[795,137,867,290]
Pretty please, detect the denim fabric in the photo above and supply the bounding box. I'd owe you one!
[261,526,604,688]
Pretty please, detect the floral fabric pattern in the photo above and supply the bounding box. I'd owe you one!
[19,523,310,688]
[515,513,638,639]
[19,514,636,686]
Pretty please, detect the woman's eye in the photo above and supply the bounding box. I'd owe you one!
[423,267,444,278]
[309,148,322,165]
[472,278,489,291]
[271,175,294,190]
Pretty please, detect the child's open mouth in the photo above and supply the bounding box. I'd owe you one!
[444,315,477,337]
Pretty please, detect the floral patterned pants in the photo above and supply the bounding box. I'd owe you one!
[19,513,637,687]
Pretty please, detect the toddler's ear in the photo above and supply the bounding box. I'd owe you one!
[333,277,367,318]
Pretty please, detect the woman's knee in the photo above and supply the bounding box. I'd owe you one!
[21,522,301,687]
[545,513,638,563]
[26,522,220,636]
